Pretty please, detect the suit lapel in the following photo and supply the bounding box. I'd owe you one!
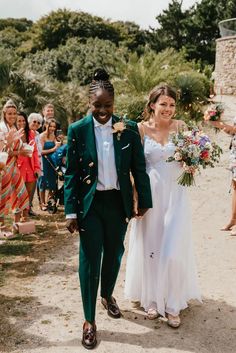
[84,114,98,165]
[112,115,122,173]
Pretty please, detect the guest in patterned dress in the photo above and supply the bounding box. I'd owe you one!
[0,100,30,236]
[16,112,41,218]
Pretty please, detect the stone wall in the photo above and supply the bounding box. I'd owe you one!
[214,35,236,95]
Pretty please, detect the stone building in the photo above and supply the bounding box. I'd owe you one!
[214,18,236,95]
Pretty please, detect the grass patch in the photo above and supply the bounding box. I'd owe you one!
[0,269,4,286]
[0,240,32,259]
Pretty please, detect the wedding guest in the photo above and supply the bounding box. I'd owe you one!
[28,112,43,149]
[0,100,30,237]
[208,117,236,235]
[125,84,201,328]
[64,68,152,349]
[0,127,25,240]
[38,119,61,210]
[43,103,54,122]
[39,103,61,133]
[28,112,43,215]
[16,112,41,218]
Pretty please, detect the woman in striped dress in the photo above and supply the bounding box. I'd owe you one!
[0,100,30,237]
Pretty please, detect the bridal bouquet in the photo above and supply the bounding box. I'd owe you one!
[203,103,224,132]
[167,128,223,186]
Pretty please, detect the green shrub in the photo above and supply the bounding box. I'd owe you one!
[174,71,209,121]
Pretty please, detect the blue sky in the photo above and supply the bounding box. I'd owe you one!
[0,0,198,28]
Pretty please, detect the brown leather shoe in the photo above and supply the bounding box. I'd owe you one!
[101,296,121,318]
[82,322,97,349]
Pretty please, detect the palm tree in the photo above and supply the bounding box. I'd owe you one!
[56,81,88,125]
[0,61,11,94]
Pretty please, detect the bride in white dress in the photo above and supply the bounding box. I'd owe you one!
[125,84,201,328]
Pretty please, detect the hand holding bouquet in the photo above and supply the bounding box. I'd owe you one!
[203,103,224,132]
[167,128,223,186]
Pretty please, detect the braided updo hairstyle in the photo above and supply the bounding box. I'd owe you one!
[142,84,177,121]
[89,68,114,98]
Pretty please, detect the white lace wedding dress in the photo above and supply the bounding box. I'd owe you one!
[125,135,201,317]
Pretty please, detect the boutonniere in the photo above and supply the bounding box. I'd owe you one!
[112,118,126,140]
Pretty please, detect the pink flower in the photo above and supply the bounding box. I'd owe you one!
[209,111,216,116]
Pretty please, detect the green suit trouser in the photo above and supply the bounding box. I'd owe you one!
[78,189,128,323]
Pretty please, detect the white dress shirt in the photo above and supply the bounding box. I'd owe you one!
[66,117,119,219]
[93,117,119,191]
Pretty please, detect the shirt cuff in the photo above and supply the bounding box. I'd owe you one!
[66,213,77,219]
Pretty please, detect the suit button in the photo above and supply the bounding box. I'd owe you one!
[86,180,91,184]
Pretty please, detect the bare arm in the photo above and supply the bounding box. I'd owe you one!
[209,120,236,135]
[40,134,60,154]
[137,122,145,144]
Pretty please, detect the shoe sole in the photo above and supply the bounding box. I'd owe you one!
[81,338,97,350]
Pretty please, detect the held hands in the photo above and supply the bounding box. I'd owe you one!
[132,193,149,218]
[136,208,149,217]
[132,205,149,218]
[66,219,79,234]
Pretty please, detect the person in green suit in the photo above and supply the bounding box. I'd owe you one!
[64,68,152,349]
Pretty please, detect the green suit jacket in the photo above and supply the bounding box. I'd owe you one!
[64,114,152,222]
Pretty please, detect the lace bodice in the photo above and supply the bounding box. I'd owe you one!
[144,135,175,168]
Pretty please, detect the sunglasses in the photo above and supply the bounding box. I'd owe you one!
[32,120,41,125]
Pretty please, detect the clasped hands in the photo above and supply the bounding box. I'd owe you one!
[132,197,148,218]
[132,207,149,218]
[66,207,149,234]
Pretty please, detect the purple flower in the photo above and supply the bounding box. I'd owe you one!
[199,135,210,147]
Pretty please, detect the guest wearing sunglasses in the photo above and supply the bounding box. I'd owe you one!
[27,113,43,215]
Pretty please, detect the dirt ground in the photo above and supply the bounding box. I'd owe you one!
[1,95,236,353]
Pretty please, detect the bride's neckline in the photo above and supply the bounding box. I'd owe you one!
[144,134,173,147]
[140,120,179,147]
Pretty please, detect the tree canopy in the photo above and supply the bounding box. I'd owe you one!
[0,1,230,125]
